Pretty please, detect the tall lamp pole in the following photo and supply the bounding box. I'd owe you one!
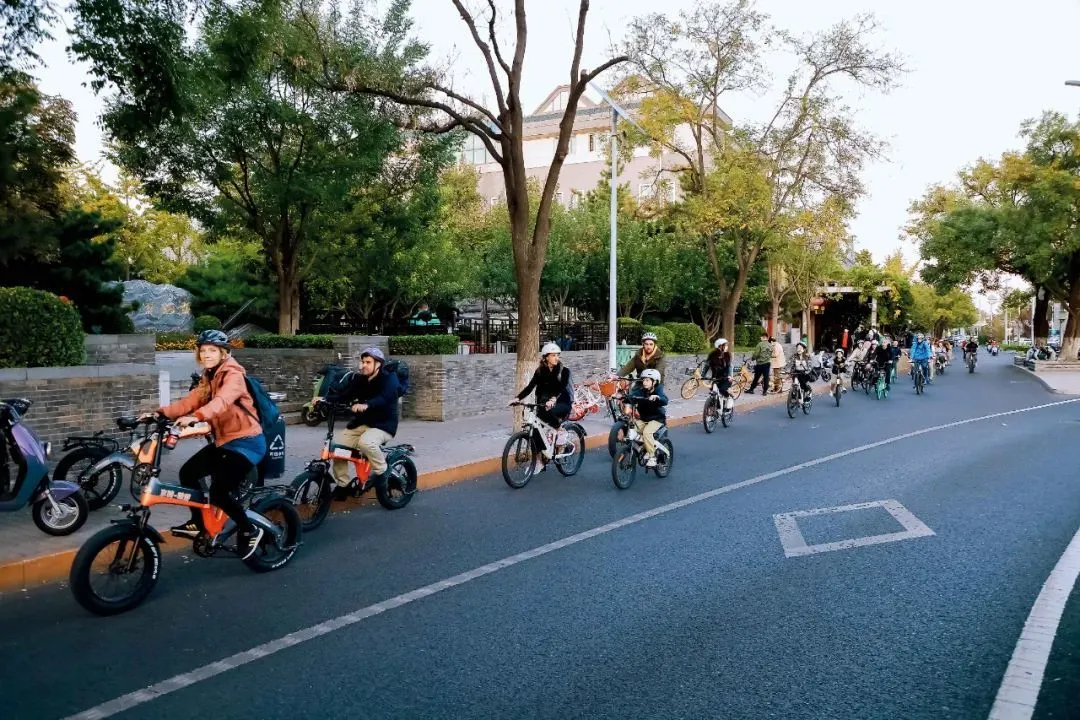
[589,82,646,371]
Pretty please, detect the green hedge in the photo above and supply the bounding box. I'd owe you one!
[0,288,84,368]
[194,314,222,333]
[1001,343,1028,352]
[664,322,709,353]
[616,317,643,343]
[643,324,675,350]
[390,334,460,355]
[735,324,765,348]
[244,334,335,349]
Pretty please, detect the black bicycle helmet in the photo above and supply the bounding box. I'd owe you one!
[195,329,230,348]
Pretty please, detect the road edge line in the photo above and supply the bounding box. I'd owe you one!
[987,524,1080,720]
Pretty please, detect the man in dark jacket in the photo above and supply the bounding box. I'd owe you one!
[325,347,400,492]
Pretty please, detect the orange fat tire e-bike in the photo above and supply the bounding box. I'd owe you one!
[69,415,302,616]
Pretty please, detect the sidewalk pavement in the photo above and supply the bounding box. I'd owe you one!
[0,382,801,591]
[1007,359,1080,395]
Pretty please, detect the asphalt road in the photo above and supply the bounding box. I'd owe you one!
[2,353,1079,720]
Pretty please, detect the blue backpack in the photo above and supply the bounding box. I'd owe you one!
[383,359,410,397]
[235,376,285,478]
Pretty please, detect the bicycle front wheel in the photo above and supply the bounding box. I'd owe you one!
[680,377,700,400]
[501,431,536,489]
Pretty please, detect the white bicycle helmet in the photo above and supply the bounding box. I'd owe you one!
[540,342,561,357]
[714,338,728,348]
[641,332,658,343]
[641,369,661,382]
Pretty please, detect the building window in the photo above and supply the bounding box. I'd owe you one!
[569,191,581,209]
[638,183,654,199]
[567,135,577,156]
[461,135,492,165]
[588,134,595,152]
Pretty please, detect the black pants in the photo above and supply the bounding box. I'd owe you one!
[794,372,812,394]
[713,377,732,398]
[750,363,771,393]
[179,444,254,532]
[534,402,571,455]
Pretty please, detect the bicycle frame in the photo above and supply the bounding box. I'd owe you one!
[519,405,575,461]
[317,406,373,486]
[131,418,283,544]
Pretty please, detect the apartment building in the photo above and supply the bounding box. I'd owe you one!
[461,85,731,207]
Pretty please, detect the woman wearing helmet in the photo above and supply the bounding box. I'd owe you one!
[152,330,267,559]
[627,368,668,467]
[510,342,574,471]
[787,341,813,399]
[706,338,734,409]
[617,331,667,384]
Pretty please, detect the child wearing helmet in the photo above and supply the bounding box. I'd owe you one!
[152,329,267,559]
[510,342,574,471]
[617,331,667,384]
[627,369,668,467]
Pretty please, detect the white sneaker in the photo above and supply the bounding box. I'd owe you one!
[646,455,658,468]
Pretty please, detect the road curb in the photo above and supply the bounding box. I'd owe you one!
[1008,363,1066,394]
[0,388,793,593]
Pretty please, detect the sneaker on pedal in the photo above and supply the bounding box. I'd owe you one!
[240,526,265,560]
[646,455,658,468]
[170,521,202,538]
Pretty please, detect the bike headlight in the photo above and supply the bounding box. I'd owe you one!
[41,441,51,458]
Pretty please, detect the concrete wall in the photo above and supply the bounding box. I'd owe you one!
[84,334,156,365]
[401,350,706,422]
[232,336,389,401]
[0,364,158,447]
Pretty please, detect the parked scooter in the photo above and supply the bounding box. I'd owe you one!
[300,361,352,427]
[0,398,89,535]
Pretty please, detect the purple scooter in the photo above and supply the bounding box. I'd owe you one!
[0,398,89,535]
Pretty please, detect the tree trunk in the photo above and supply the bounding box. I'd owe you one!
[1062,274,1080,361]
[769,297,780,339]
[1034,286,1050,345]
[277,267,300,335]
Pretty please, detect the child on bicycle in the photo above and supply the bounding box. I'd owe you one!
[627,369,668,467]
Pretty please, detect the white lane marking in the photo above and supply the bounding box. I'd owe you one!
[988,523,1080,720]
[773,499,935,558]
[65,397,1080,720]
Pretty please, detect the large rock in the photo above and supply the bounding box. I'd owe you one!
[121,280,194,333]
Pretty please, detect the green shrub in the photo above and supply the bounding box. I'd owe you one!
[1001,343,1028,352]
[244,334,335,349]
[0,288,85,368]
[664,322,709,354]
[735,324,764,348]
[389,334,461,355]
[156,332,196,351]
[644,325,675,350]
[194,315,222,333]
[616,317,643,343]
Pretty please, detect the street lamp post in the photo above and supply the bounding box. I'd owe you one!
[590,82,646,371]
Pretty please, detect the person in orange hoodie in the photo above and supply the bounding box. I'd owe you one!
[153,330,266,558]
